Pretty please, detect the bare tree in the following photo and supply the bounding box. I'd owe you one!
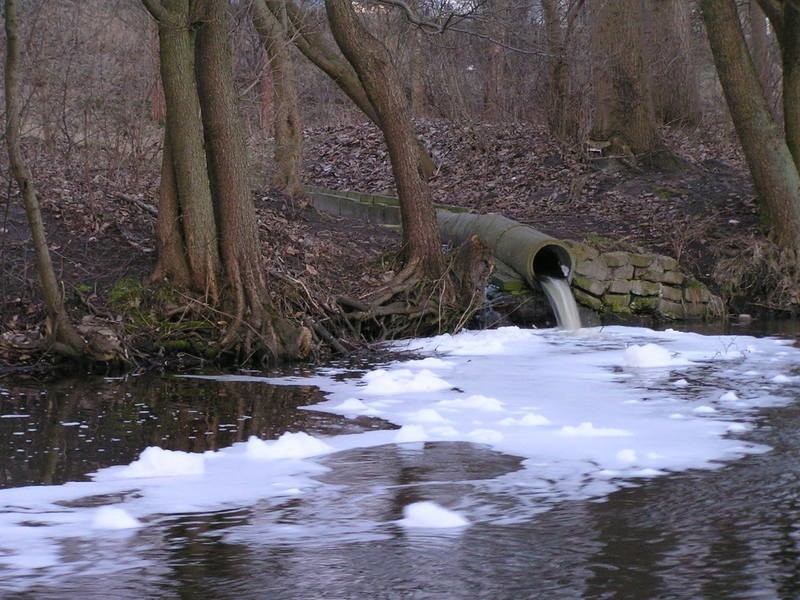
[643,0,700,125]
[4,0,89,360]
[250,1,304,198]
[143,0,310,360]
[701,0,800,252]
[325,0,444,281]
[254,0,436,178]
[755,0,800,167]
[542,0,583,140]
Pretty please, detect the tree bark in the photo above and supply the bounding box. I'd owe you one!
[250,1,305,198]
[749,0,773,100]
[325,0,444,278]
[701,0,800,251]
[780,3,800,168]
[195,0,274,347]
[150,0,221,299]
[4,0,87,358]
[643,0,700,125]
[151,125,191,286]
[590,0,659,155]
[541,0,577,140]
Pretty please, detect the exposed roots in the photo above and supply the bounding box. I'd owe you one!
[335,235,495,341]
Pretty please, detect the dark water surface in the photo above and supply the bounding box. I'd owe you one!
[1,327,800,598]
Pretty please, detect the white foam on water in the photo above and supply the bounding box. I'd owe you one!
[398,501,469,529]
[0,325,798,588]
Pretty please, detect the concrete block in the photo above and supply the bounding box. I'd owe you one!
[572,275,609,296]
[630,280,661,296]
[630,253,654,268]
[660,285,684,302]
[573,288,604,311]
[604,293,632,313]
[602,251,631,267]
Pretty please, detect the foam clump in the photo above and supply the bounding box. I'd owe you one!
[246,432,332,460]
[394,424,429,443]
[398,501,469,528]
[91,506,142,530]
[333,398,369,412]
[361,368,451,395]
[623,343,681,368]
[406,408,448,423]
[117,447,205,478]
[559,422,632,437]
[437,394,504,412]
[497,413,551,426]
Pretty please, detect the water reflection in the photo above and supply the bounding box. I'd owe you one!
[0,374,391,488]
[1,360,800,598]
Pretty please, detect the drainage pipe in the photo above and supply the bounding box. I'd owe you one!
[436,211,573,288]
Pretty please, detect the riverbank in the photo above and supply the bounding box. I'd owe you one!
[1,119,797,374]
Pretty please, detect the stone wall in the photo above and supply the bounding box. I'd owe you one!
[566,242,723,320]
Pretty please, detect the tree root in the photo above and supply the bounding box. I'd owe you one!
[335,235,495,341]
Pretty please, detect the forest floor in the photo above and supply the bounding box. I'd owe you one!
[0,118,793,372]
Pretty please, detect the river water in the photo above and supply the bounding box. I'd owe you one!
[1,323,799,599]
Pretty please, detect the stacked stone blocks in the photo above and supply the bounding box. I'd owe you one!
[566,243,722,320]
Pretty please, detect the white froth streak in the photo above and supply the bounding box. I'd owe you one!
[0,326,797,585]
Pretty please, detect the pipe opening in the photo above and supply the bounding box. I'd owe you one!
[533,244,572,280]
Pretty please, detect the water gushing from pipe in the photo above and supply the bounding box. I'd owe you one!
[539,276,582,330]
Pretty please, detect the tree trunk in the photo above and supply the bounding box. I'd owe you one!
[748,0,773,100]
[255,0,436,179]
[4,0,87,358]
[643,0,700,125]
[250,1,305,198]
[781,4,800,169]
[542,0,577,140]
[195,1,273,348]
[153,1,221,298]
[701,0,800,251]
[151,125,191,286]
[142,0,311,362]
[591,0,658,155]
[325,0,444,278]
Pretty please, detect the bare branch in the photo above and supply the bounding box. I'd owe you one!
[374,0,558,57]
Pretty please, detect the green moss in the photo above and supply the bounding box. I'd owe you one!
[161,340,192,352]
[108,277,144,310]
[651,186,680,199]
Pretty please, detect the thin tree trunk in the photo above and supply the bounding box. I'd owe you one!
[643,0,699,125]
[749,0,772,99]
[701,0,800,251]
[151,125,191,285]
[542,0,574,140]
[250,1,305,198]
[4,0,86,358]
[325,0,444,278]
